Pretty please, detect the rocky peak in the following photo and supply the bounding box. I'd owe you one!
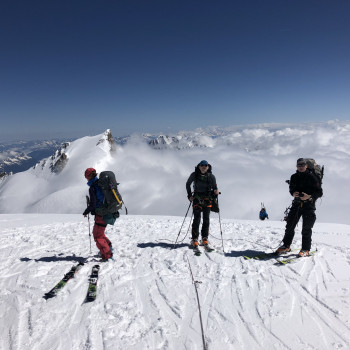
[96,129,116,152]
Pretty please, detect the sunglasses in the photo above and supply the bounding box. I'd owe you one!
[199,164,208,167]
[297,163,306,167]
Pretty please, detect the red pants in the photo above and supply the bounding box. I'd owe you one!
[93,215,112,259]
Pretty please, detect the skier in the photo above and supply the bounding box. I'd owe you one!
[259,207,269,220]
[276,158,323,257]
[83,168,113,262]
[186,160,220,249]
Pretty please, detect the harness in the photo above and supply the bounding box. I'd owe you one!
[193,195,213,210]
[193,174,215,209]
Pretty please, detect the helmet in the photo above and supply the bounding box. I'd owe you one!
[199,160,209,166]
[84,168,96,179]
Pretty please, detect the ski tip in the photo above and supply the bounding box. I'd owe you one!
[43,293,54,300]
[193,249,201,256]
[85,296,96,303]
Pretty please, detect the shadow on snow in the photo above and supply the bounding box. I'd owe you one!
[137,242,189,249]
[224,249,276,260]
[20,254,87,263]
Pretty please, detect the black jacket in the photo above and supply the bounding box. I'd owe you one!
[289,169,323,202]
[186,164,218,198]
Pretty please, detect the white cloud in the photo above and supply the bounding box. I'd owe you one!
[0,121,349,224]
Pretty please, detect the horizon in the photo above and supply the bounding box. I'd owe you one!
[1,119,348,143]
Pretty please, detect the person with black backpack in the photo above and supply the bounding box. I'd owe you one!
[186,160,220,249]
[83,168,113,262]
[276,158,323,257]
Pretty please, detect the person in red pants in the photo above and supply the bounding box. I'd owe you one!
[83,168,113,262]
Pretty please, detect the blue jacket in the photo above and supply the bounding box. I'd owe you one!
[259,210,269,220]
[84,177,105,215]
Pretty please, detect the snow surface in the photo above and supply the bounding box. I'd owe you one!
[1,214,350,350]
[0,121,350,224]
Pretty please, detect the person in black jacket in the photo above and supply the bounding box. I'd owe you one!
[186,160,219,248]
[276,158,323,256]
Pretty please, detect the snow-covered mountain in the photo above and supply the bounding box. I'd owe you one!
[0,121,350,224]
[0,138,72,175]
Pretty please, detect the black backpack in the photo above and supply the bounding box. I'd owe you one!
[95,171,124,221]
[304,158,324,184]
[286,158,324,186]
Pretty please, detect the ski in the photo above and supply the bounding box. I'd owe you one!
[199,240,214,253]
[276,251,317,265]
[85,265,100,302]
[244,249,297,260]
[203,244,214,252]
[43,262,84,299]
[189,242,202,256]
[193,246,202,256]
[243,252,276,260]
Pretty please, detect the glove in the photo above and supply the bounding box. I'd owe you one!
[83,209,89,216]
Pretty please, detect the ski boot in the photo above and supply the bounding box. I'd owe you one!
[298,249,310,257]
[275,245,291,254]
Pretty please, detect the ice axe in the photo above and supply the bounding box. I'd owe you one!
[111,188,128,215]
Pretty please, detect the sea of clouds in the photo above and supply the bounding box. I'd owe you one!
[0,121,349,224]
[112,120,349,224]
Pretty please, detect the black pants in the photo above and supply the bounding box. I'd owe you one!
[283,202,316,251]
[192,203,211,240]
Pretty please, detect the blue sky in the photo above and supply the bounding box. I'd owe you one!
[1,0,349,141]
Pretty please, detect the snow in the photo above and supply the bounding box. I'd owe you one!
[0,121,350,348]
[1,213,350,350]
[1,121,350,225]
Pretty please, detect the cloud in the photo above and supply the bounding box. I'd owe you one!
[0,121,349,224]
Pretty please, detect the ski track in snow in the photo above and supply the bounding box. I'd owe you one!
[0,214,350,350]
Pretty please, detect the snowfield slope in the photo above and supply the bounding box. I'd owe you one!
[1,214,350,350]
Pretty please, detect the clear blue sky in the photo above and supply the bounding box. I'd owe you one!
[1,0,349,141]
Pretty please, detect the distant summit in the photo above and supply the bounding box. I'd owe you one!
[33,142,70,174]
[0,139,68,175]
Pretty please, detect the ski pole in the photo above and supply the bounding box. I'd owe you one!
[176,211,194,245]
[217,196,225,254]
[87,214,92,254]
[86,195,92,254]
[173,201,192,249]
